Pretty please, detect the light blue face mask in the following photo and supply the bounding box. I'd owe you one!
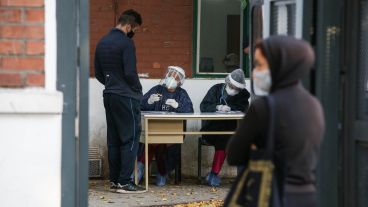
[164,77,178,89]
[253,69,272,96]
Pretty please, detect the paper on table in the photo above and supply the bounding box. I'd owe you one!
[215,110,242,114]
[142,111,176,114]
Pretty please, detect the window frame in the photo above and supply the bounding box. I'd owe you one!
[192,0,250,78]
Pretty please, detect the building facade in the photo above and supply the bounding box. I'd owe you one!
[1,0,367,207]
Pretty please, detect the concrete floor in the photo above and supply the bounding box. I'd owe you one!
[88,178,232,207]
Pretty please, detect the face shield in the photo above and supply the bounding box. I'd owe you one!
[161,66,185,90]
[225,70,246,96]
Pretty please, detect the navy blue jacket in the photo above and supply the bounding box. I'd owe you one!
[141,85,193,113]
[200,83,250,113]
[200,83,250,133]
[94,28,142,100]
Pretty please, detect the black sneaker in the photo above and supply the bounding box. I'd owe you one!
[116,182,146,194]
[109,182,118,192]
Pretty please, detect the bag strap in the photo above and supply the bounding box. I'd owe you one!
[266,95,287,204]
[265,95,275,153]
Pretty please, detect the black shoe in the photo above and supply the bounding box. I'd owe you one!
[116,182,145,194]
[109,182,118,192]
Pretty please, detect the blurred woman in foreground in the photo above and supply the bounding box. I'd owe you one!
[227,36,325,207]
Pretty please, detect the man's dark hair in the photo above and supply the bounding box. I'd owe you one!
[118,9,142,26]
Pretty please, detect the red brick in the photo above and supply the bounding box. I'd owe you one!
[0,73,22,87]
[171,48,190,55]
[137,61,151,68]
[143,54,168,62]
[0,0,44,7]
[26,41,44,55]
[136,48,150,55]
[0,40,24,55]
[25,9,44,23]
[0,25,44,39]
[150,48,172,55]
[89,0,193,77]
[0,9,21,22]
[172,34,191,41]
[2,57,44,71]
[26,73,44,86]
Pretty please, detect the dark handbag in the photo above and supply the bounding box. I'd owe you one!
[224,96,284,207]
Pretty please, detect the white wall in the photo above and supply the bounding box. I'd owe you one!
[0,89,63,207]
[89,78,250,178]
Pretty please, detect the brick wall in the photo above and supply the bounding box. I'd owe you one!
[0,0,44,87]
[90,0,193,78]
[90,0,115,78]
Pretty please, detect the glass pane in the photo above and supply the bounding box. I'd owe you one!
[357,0,368,120]
[270,1,296,36]
[199,0,241,73]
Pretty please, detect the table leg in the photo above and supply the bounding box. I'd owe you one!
[145,118,149,190]
[176,144,182,184]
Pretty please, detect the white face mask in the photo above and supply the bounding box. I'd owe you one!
[252,69,272,96]
[225,85,239,96]
[164,77,178,89]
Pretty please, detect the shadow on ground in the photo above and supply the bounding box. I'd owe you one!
[89,178,232,207]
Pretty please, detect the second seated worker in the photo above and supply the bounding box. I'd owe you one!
[137,66,194,186]
[200,68,250,187]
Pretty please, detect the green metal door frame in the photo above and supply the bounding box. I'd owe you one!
[57,1,77,206]
[314,0,344,206]
[77,0,90,206]
[341,0,358,205]
[57,0,89,206]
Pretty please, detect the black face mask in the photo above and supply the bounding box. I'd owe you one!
[127,31,135,38]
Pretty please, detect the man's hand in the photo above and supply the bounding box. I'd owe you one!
[216,105,231,112]
[165,99,179,109]
[148,94,161,104]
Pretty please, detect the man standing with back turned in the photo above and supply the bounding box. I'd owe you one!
[94,9,145,193]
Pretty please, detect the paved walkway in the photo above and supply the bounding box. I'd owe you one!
[89,178,232,207]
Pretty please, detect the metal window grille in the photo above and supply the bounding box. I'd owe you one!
[270,1,297,36]
[264,0,303,38]
[88,147,102,178]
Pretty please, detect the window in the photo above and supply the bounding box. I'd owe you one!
[264,0,303,38]
[194,0,247,77]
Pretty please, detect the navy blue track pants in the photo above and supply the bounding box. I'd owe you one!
[103,93,141,185]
